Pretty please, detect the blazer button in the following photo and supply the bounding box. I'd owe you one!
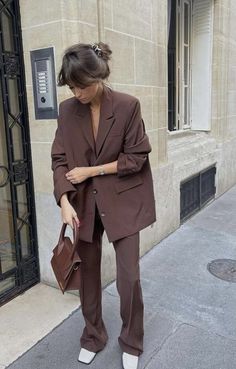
[100,212,105,217]
[93,189,97,194]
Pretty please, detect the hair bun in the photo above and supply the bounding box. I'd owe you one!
[97,42,112,62]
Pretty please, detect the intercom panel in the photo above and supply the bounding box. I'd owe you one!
[30,47,58,119]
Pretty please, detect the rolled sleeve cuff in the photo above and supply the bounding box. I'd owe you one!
[54,177,77,206]
[117,152,147,177]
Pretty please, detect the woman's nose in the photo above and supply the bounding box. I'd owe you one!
[74,88,82,98]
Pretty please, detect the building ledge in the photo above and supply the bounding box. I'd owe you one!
[167,128,197,139]
[167,130,217,166]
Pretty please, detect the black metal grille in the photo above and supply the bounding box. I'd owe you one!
[180,165,216,222]
[0,0,40,306]
[13,161,28,183]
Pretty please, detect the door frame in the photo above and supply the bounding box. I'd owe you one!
[0,0,40,306]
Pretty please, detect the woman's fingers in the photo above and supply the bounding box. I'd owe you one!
[65,167,78,179]
[61,203,79,229]
[72,213,80,227]
[72,210,79,227]
[62,217,73,228]
[65,174,74,180]
[65,168,89,184]
[66,174,80,183]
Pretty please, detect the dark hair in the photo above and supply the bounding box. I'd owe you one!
[57,42,112,87]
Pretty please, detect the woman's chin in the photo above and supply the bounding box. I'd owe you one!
[77,98,88,104]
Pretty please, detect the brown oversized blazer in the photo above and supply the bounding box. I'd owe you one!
[51,85,156,243]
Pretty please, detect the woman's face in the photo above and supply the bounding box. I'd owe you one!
[69,82,100,104]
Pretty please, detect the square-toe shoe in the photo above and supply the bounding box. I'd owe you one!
[78,348,97,365]
[122,352,139,369]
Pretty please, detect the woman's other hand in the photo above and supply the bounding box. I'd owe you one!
[65,167,92,184]
[60,193,80,229]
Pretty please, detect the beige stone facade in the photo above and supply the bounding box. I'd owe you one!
[18,0,236,288]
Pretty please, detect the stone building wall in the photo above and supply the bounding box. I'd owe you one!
[211,0,236,192]
[18,0,236,289]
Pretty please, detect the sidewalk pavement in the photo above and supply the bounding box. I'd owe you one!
[6,185,236,369]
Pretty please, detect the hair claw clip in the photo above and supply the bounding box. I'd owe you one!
[91,44,102,57]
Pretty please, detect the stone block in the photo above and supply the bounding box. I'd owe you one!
[23,51,32,87]
[62,20,98,46]
[112,0,152,40]
[158,127,168,164]
[227,90,236,116]
[150,163,179,243]
[61,0,97,25]
[21,22,63,53]
[104,0,113,29]
[153,86,168,129]
[138,88,153,130]
[152,0,167,46]
[19,0,62,28]
[135,41,166,87]
[148,130,158,168]
[31,142,54,194]
[105,30,135,84]
[213,3,230,37]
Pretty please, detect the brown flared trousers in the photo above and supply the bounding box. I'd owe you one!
[77,205,144,356]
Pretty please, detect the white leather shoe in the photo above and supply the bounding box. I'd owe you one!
[122,352,139,369]
[78,348,96,364]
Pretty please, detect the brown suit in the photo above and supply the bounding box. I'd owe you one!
[51,85,156,242]
[51,85,156,356]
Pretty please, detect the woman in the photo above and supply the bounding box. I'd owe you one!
[51,42,156,369]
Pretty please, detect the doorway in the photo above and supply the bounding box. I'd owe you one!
[0,0,39,305]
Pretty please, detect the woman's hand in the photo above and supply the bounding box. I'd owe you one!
[65,167,92,184]
[60,194,80,229]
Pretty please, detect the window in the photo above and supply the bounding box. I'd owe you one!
[168,0,192,131]
[168,0,214,132]
[176,0,192,130]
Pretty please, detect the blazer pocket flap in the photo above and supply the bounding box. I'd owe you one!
[115,175,143,193]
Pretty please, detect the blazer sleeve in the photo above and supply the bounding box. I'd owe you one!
[117,99,152,177]
[51,105,77,207]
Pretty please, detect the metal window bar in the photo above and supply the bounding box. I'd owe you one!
[176,0,192,130]
[180,165,216,222]
[168,0,177,131]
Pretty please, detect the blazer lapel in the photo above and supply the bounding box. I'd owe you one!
[73,100,95,152]
[95,85,115,157]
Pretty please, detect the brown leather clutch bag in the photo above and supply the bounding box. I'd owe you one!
[51,219,81,294]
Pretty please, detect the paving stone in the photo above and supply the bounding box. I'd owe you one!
[145,323,236,369]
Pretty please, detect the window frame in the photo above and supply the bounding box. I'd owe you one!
[168,0,193,132]
[176,0,193,130]
[168,0,214,133]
